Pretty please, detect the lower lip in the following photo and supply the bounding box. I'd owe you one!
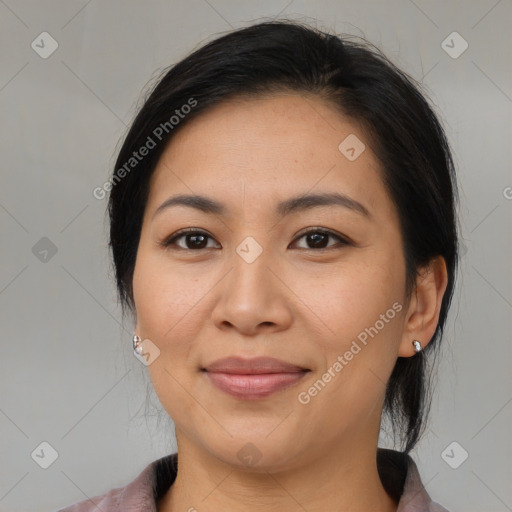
[205,371,308,400]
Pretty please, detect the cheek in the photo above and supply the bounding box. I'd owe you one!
[133,255,205,414]
[291,251,405,416]
[132,250,216,380]
[293,266,404,432]
[294,252,404,349]
[133,249,197,332]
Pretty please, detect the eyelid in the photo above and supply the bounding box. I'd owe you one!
[161,226,352,251]
[160,228,219,249]
[291,227,352,247]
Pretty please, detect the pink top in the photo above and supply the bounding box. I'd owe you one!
[56,449,450,511]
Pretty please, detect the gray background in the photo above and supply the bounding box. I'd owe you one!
[1,1,511,511]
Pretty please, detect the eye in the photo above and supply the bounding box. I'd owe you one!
[161,229,219,250]
[290,228,350,250]
[161,227,350,251]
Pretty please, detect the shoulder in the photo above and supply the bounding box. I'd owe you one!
[56,453,178,512]
[377,448,451,512]
[56,485,123,512]
[400,453,451,511]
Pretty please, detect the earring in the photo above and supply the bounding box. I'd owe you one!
[133,334,144,355]
[412,340,422,353]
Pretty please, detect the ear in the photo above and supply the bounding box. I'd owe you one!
[398,255,448,357]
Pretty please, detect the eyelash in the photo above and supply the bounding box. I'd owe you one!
[160,227,351,252]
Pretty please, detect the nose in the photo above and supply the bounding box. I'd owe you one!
[210,246,293,336]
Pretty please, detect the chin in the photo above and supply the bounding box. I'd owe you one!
[198,430,307,473]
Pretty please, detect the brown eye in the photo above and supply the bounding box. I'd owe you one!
[162,229,219,250]
[161,227,350,252]
[291,229,349,250]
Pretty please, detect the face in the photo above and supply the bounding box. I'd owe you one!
[132,92,410,471]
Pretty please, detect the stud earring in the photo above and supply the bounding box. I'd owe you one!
[133,334,144,355]
[412,340,422,353]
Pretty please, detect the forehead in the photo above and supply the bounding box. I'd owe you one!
[146,93,394,222]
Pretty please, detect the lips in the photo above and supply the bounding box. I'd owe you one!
[202,356,310,400]
[203,356,308,374]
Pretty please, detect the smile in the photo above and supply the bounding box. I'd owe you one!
[204,371,309,400]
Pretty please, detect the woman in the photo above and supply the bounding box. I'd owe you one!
[59,19,459,512]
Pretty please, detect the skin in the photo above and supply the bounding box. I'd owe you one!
[131,92,448,512]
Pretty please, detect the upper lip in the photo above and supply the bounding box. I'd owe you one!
[202,356,309,374]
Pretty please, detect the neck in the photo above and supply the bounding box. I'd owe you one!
[158,432,398,512]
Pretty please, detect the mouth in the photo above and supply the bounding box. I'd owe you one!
[201,356,310,400]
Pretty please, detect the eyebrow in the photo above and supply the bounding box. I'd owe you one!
[152,192,371,220]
